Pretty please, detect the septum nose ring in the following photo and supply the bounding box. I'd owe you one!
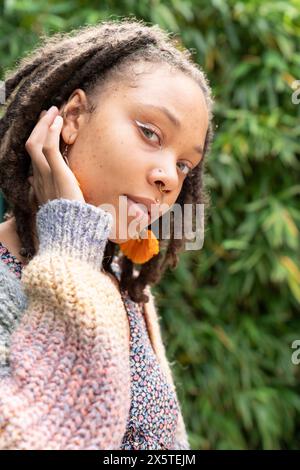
[155,187,166,205]
[155,171,166,203]
[158,182,166,193]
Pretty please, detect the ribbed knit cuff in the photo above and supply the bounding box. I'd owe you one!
[35,198,113,271]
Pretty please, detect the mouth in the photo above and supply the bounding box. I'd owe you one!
[123,195,151,224]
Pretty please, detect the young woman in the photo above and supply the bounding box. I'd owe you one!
[0,19,213,450]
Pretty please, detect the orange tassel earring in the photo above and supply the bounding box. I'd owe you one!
[118,228,159,264]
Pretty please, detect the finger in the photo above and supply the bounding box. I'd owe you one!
[33,112,50,175]
[28,106,59,147]
[28,110,48,178]
[28,109,47,177]
[39,110,47,120]
[25,107,59,174]
[42,115,67,173]
[42,116,82,191]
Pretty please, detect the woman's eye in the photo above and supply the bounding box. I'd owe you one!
[177,162,192,176]
[136,121,161,146]
[136,120,192,177]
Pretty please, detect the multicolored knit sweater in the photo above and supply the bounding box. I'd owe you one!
[0,198,190,450]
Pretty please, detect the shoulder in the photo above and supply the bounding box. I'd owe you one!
[0,260,27,312]
[0,257,21,290]
[0,260,28,374]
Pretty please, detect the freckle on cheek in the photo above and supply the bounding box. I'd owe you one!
[92,154,103,168]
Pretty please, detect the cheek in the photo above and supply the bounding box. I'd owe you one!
[92,126,146,184]
[70,119,148,203]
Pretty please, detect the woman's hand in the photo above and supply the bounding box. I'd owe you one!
[25,105,117,242]
[26,106,85,209]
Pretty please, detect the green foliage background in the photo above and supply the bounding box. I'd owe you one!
[1,0,299,449]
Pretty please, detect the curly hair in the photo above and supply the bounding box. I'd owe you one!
[0,17,214,304]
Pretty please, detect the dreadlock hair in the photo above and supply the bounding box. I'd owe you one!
[0,17,214,304]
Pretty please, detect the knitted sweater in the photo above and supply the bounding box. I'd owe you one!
[0,198,190,450]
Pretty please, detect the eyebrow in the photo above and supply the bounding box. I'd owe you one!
[140,103,204,157]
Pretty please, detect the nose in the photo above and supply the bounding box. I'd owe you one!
[148,165,179,195]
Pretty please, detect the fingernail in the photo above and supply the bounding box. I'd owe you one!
[47,106,57,114]
[52,115,63,126]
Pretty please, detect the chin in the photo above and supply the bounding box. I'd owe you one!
[111,221,151,244]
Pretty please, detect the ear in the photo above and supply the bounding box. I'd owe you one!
[59,89,90,146]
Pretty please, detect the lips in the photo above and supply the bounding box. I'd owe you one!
[125,194,158,215]
[124,195,151,223]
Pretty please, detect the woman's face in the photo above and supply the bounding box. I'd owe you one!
[59,62,209,244]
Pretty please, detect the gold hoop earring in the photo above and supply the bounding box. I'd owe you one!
[62,143,70,167]
[61,143,82,189]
